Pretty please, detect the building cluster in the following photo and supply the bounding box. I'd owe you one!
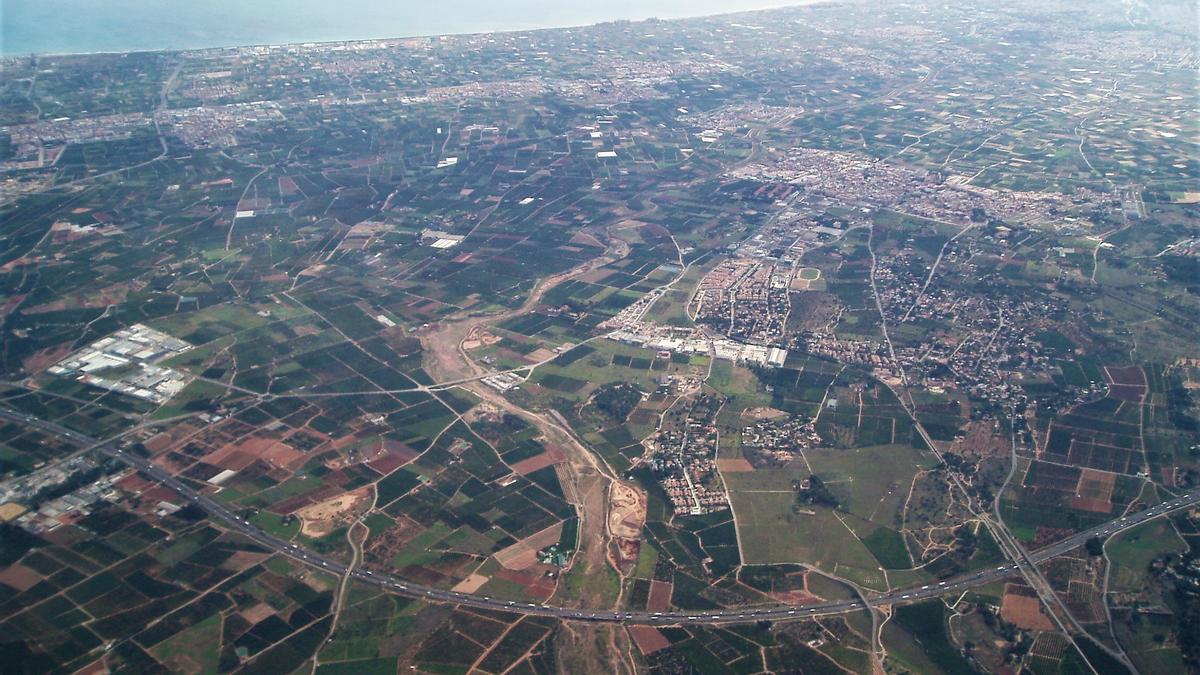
[179,70,243,101]
[598,284,668,331]
[312,56,390,77]
[711,340,787,367]
[678,103,807,136]
[799,332,904,384]
[420,229,466,249]
[690,259,791,344]
[737,197,870,270]
[0,455,99,508]
[896,304,1053,410]
[643,394,729,516]
[425,77,551,103]
[3,99,285,155]
[606,323,787,369]
[155,100,285,147]
[728,262,791,344]
[483,371,524,392]
[870,249,936,322]
[691,259,753,327]
[740,415,823,468]
[2,461,124,536]
[870,241,1096,418]
[600,259,788,368]
[5,112,151,157]
[537,543,571,568]
[1157,236,1200,258]
[730,147,1119,232]
[48,324,193,404]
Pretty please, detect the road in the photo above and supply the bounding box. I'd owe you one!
[864,219,1131,671]
[5,407,1198,626]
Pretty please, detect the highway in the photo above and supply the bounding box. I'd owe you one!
[5,407,1198,626]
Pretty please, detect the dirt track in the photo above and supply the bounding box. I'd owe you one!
[417,226,636,609]
[420,232,630,385]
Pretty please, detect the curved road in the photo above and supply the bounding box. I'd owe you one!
[5,408,1198,626]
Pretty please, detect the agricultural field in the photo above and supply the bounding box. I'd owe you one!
[1,0,1198,671]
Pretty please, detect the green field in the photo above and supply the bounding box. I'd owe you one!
[149,614,222,672]
[1106,518,1187,593]
[726,444,938,585]
[807,444,938,531]
[726,470,886,588]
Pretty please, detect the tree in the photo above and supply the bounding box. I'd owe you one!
[793,475,839,508]
[592,383,642,422]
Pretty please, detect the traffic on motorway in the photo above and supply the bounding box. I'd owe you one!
[5,408,1198,626]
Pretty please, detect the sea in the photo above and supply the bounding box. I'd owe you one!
[0,0,810,57]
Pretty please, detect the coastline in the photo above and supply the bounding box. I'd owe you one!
[0,0,842,59]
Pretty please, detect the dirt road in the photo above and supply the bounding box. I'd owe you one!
[417,225,637,611]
